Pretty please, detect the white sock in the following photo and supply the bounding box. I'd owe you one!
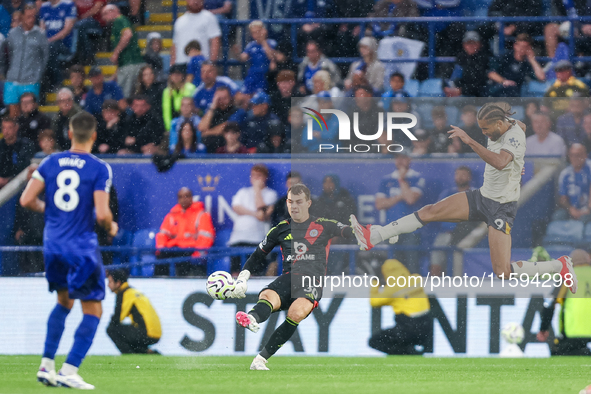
[372,213,424,244]
[60,363,78,376]
[511,260,562,277]
[41,357,55,371]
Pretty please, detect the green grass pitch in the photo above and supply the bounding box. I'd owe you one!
[2,355,590,394]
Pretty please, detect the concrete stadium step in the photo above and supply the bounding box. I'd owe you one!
[40,105,58,114]
[136,24,172,32]
[148,12,181,23]
[161,0,186,6]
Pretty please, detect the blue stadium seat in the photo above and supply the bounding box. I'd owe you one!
[543,220,584,247]
[445,106,459,126]
[406,79,420,97]
[419,79,444,97]
[207,228,233,275]
[130,228,159,277]
[111,229,132,266]
[416,103,434,129]
[584,222,591,242]
[526,80,553,97]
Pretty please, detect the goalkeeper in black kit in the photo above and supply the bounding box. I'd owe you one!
[228,183,356,370]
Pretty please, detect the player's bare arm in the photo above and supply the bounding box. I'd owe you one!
[20,178,46,214]
[447,125,513,170]
[94,190,118,237]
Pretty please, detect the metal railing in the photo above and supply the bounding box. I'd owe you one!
[184,15,591,79]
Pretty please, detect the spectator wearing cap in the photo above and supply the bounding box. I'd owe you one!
[410,128,431,155]
[102,4,144,97]
[185,40,206,86]
[257,119,290,154]
[67,65,89,107]
[193,61,239,114]
[95,99,125,154]
[198,85,246,153]
[300,91,339,152]
[168,97,202,153]
[544,60,590,118]
[119,94,165,155]
[17,92,51,151]
[445,31,490,98]
[344,37,385,93]
[241,92,283,151]
[216,121,249,154]
[0,5,48,118]
[488,33,545,97]
[144,32,166,83]
[162,64,197,131]
[297,40,342,95]
[85,66,127,117]
[270,70,304,125]
[53,88,82,150]
[238,21,284,96]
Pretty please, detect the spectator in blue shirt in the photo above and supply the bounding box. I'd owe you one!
[39,0,77,88]
[85,67,127,116]
[240,91,282,150]
[238,21,283,96]
[376,153,425,273]
[557,97,589,147]
[382,72,411,109]
[198,85,246,152]
[193,61,238,113]
[185,40,207,86]
[555,143,591,222]
[169,97,202,153]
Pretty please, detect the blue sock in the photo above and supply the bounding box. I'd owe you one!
[65,314,100,368]
[43,304,71,360]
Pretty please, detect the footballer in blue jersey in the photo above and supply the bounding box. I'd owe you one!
[39,0,77,50]
[239,22,281,94]
[21,111,117,390]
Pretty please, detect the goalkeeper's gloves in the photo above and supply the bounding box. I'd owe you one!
[230,269,250,298]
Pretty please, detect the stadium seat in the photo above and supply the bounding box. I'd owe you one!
[419,79,444,97]
[543,220,584,247]
[130,228,159,277]
[416,103,434,129]
[445,106,459,126]
[526,80,553,97]
[111,229,133,266]
[207,228,233,275]
[406,79,420,97]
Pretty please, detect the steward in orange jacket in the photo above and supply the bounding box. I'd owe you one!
[155,188,215,257]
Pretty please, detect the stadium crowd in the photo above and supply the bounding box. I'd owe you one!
[3,0,591,278]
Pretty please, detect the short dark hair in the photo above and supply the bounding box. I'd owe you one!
[288,183,311,201]
[224,121,240,134]
[456,166,472,176]
[215,85,232,96]
[390,72,405,82]
[251,163,269,178]
[2,117,18,126]
[38,129,55,142]
[461,105,477,115]
[354,85,374,96]
[287,171,301,180]
[69,64,86,77]
[102,99,120,112]
[20,92,37,104]
[107,268,129,284]
[131,94,150,104]
[70,111,97,143]
[184,40,201,55]
[516,33,533,45]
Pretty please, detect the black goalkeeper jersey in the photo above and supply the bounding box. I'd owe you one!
[243,216,353,277]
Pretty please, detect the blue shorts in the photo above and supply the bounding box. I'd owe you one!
[240,73,267,95]
[44,250,106,301]
[3,82,40,105]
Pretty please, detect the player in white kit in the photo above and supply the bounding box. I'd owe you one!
[351,102,578,293]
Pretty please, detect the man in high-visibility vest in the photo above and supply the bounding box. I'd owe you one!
[537,249,591,356]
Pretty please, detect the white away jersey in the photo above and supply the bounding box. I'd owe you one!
[480,123,526,203]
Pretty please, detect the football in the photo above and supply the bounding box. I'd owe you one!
[501,323,525,344]
[206,271,235,300]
